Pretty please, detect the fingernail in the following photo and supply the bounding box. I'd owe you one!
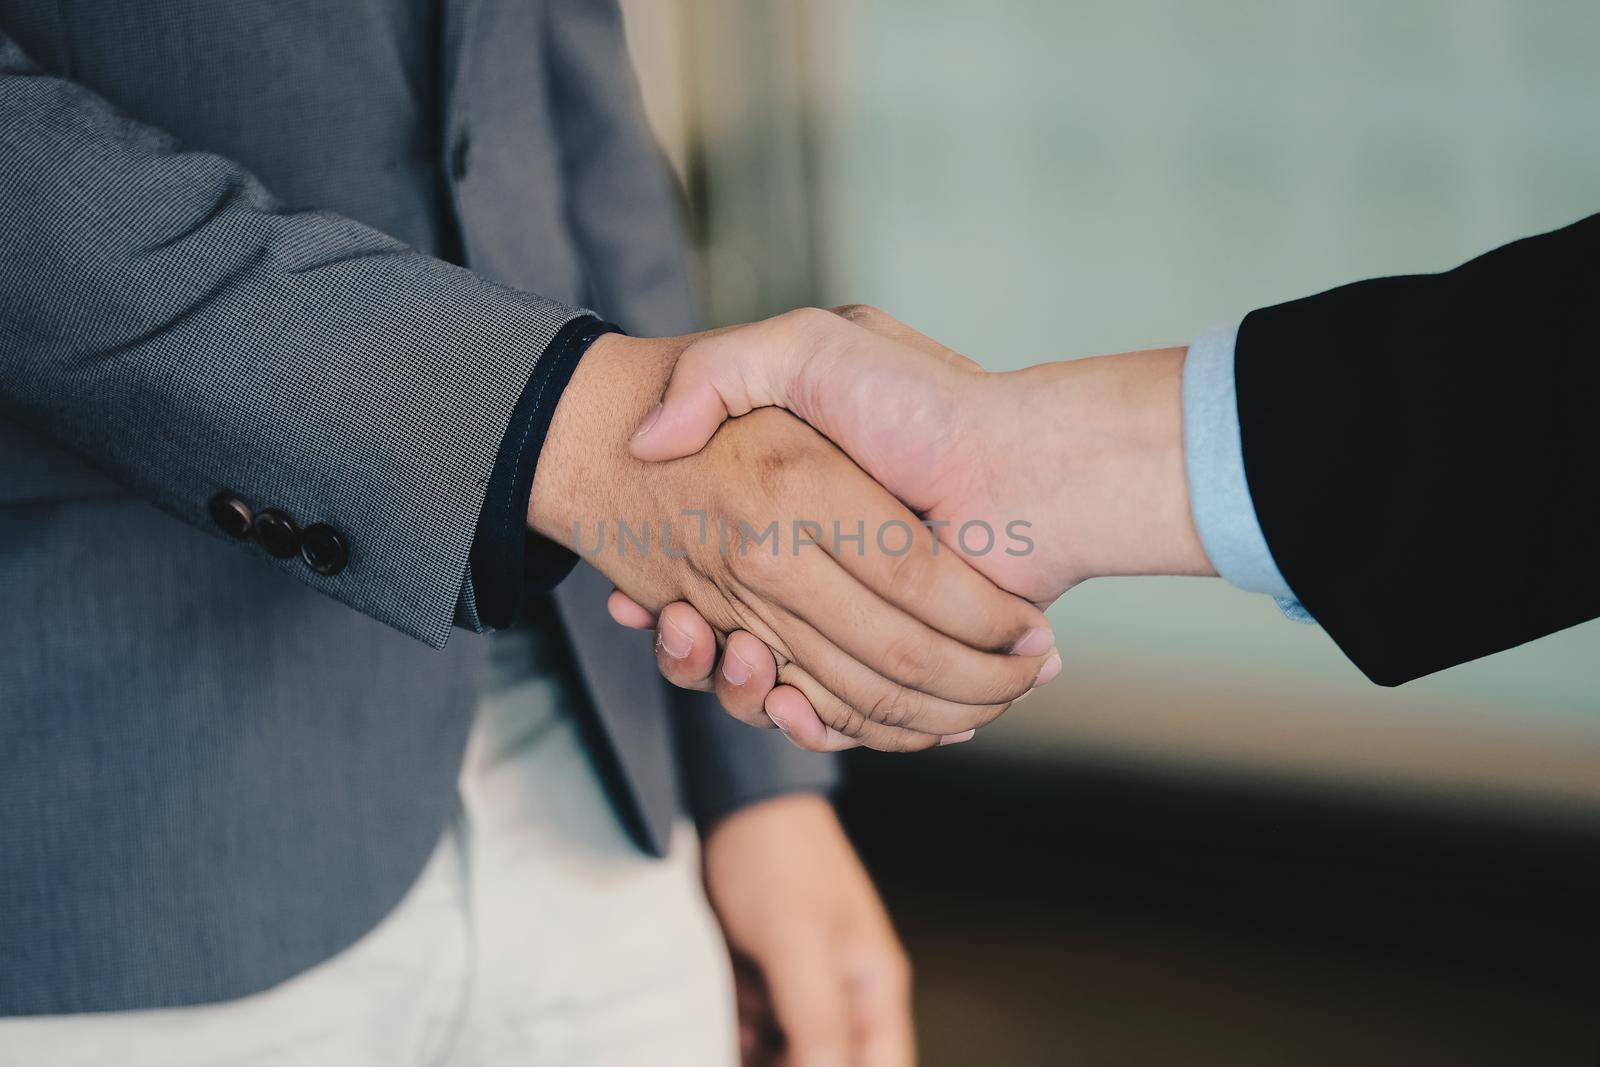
[938,729,976,746]
[1033,650,1063,687]
[659,615,693,659]
[631,403,663,439]
[1009,626,1053,657]
[722,646,754,686]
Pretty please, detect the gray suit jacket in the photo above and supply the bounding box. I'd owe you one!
[0,0,833,1015]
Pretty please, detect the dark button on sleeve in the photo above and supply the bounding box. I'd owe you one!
[253,509,301,558]
[208,492,254,539]
[300,523,349,576]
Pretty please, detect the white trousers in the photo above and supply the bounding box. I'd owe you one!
[0,644,739,1067]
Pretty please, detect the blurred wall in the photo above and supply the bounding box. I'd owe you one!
[621,0,1600,814]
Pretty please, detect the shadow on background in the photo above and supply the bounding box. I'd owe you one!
[838,748,1600,1066]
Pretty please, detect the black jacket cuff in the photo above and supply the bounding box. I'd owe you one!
[469,315,620,629]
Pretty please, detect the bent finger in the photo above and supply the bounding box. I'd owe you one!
[712,630,780,728]
[774,666,944,754]
[653,602,718,692]
[752,541,1048,708]
[607,588,657,629]
[764,684,861,752]
[763,601,1017,737]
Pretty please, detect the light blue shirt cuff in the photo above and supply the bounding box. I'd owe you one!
[1182,324,1313,623]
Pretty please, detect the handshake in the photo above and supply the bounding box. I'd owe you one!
[529,305,1218,753]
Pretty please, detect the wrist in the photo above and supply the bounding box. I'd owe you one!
[702,793,850,894]
[526,331,685,547]
[1015,347,1215,585]
[704,790,835,848]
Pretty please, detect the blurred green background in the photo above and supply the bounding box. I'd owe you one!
[619,3,1600,1062]
[626,0,1600,808]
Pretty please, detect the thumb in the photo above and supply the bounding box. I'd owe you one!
[832,303,981,372]
[628,310,824,461]
[627,351,739,461]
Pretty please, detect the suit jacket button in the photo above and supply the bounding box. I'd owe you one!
[253,509,301,558]
[207,492,254,539]
[300,523,349,576]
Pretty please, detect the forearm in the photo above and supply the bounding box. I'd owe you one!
[1007,347,1215,588]
[1237,212,1600,683]
[0,30,588,646]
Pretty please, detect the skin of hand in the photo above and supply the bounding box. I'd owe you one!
[610,305,1216,746]
[702,793,914,1067]
[528,317,1057,752]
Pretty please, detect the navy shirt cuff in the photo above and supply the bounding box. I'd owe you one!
[469,315,620,630]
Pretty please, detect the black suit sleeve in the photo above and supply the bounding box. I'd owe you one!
[1235,211,1600,685]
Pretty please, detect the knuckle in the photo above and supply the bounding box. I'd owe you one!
[754,448,801,496]
[882,633,940,689]
[830,302,887,329]
[959,653,1038,706]
[882,727,940,754]
[882,546,936,607]
[973,603,1032,654]
[821,698,867,739]
[783,666,864,738]
[738,436,817,502]
[724,533,786,586]
[732,612,790,665]
[866,684,930,731]
[781,305,843,339]
[976,670,1030,707]
[862,688,906,730]
[780,306,852,367]
[861,689,896,726]
[682,576,743,631]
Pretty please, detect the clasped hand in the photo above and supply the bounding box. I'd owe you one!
[527,313,1058,752]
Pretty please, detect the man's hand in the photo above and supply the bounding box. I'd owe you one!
[613,306,1217,742]
[529,313,1056,751]
[703,794,914,1067]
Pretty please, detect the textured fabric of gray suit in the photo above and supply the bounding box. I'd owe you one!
[0,0,833,1016]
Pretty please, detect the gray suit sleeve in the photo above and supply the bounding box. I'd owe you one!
[672,687,841,830]
[0,30,585,648]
